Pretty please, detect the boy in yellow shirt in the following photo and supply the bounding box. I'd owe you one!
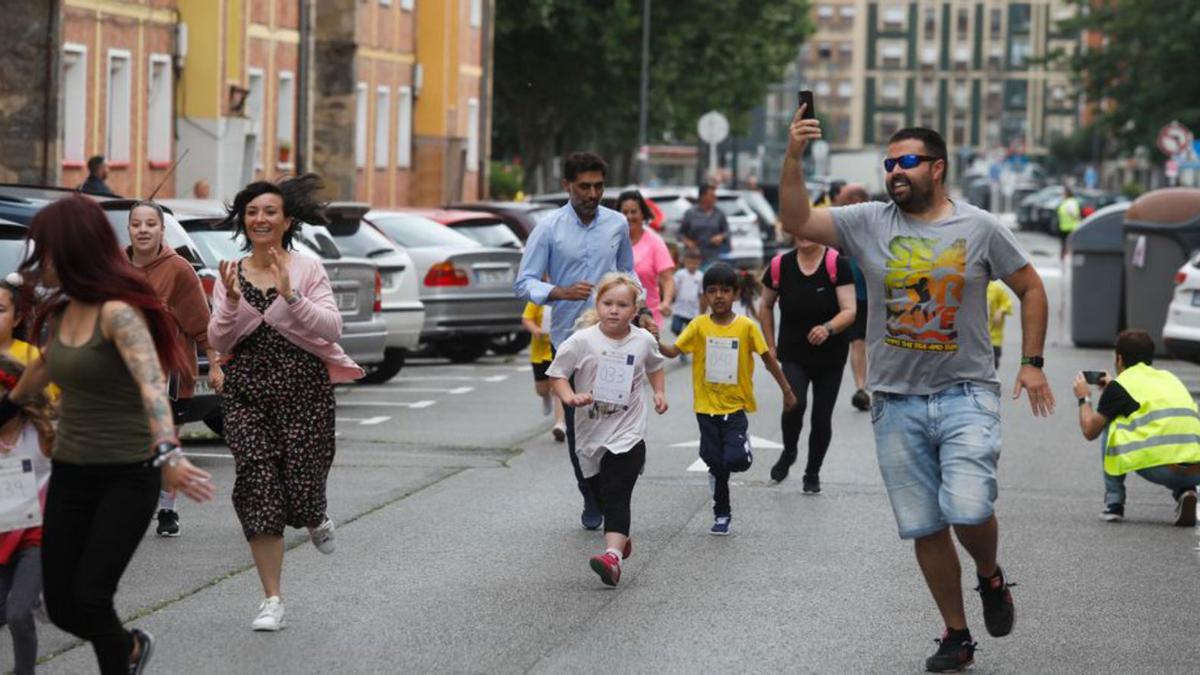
[521,301,566,440]
[987,281,1013,369]
[657,264,797,535]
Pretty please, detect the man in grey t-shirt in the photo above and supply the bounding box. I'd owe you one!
[779,116,1055,672]
[679,184,730,266]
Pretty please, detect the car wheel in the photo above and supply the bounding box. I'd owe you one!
[359,348,406,384]
[488,331,531,355]
[203,408,225,437]
[437,338,489,363]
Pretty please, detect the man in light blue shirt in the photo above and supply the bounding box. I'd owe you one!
[514,151,636,530]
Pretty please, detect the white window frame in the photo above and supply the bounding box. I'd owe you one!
[146,54,172,165]
[355,82,368,169]
[837,81,853,99]
[466,97,480,169]
[276,70,296,165]
[247,68,265,169]
[374,86,391,169]
[396,86,413,168]
[105,49,132,163]
[470,0,482,28]
[61,43,87,165]
[400,0,414,10]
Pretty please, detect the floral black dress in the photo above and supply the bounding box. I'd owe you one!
[221,262,336,540]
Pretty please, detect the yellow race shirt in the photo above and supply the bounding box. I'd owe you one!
[986,281,1013,347]
[675,314,769,414]
[522,302,553,364]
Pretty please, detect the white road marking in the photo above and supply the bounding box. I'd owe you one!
[343,386,473,395]
[336,416,392,426]
[391,375,508,383]
[1034,266,1063,279]
[686,459,708,472]
[338,400,437,409]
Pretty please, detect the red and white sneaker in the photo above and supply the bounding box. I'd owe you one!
[589,552,621,587]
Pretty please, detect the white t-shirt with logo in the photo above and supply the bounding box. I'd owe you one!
[546,324,665,478]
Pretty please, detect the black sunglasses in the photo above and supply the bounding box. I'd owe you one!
[883,154,940,172]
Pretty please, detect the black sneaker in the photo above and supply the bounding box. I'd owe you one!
[851,388,870,411]
[976,567,1016,637]
[1101,503,1124,522]
[1174,489,1197,527]
[802,474,821,494]
[770,450,796,483]
[924,629,975,673]
[155,509,180,538]
[129,628,155,674]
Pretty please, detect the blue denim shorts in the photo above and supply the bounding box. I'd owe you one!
[871,383,1002,539]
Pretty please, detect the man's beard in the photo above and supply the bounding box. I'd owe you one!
[886,176,934,213]
[572,198,599,217]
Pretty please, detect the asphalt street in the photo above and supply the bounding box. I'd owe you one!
[10,229,1200,673]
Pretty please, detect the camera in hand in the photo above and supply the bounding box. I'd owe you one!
[798,90,815,119]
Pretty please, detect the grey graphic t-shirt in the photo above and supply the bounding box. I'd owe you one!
[832,200,1029,395]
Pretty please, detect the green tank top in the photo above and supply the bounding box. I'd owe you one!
[48,310,153,464]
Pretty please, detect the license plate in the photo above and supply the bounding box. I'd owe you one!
[476,269,512,285]
[337,292,358,312]
[1191,290,1200,307]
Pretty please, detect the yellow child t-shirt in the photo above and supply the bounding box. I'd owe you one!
[675,314,769,414]
[986,281,1013,347]
[522,302,553,364]
[5,339,61,400]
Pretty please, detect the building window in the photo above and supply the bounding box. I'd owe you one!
[105,50,131,163]
[247,69,265,168]
[835,116,851,140]
[956,8,970,37]
[839,5,855,20]
[838,42,853,63]
[470,0,482,28]
[374,86,390,169]
[954,43,971,70]
[923,6,937,39]
[1010,3,1032,33]
[355,83,367,168]
[878,116,902,140]
[952,115,967,146]
[990,8,1003,39]
[921,44,937,67]
[380,0,391,5]
[817,4,834,20]
[61,44,86,165]
[396,86,412,168]
[988,44,1004,69]
[1048,83,1069,108]
[400,0,413,9]
[466,98,480,170]
[1004,79,1028,109]
[1009,36,1032,68]
[881,79,903,105]
[881,42,905,69]
[277,71,295,165]
[921,80,937,108]
[817,43,833,60]
[987,81,1003,112]
[837,81,853,99]
[882,5,906,31]
[953,81,969,109]
[815,81,832,97]
[147,55,172,165]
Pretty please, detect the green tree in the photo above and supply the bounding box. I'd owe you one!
[1052,1,1200,157]
[493,0,811,191]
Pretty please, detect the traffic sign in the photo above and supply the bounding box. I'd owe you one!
[697,111,730,145]
[1157,121,1193,157]
[1166,159,1179,179]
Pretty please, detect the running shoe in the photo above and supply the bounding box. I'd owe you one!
[975,567,1016,637]
[155,509,180,538]
[552,424,566,442]
[709,516,731,536]
[1174,489,1197,527]
[581,492,602,530]
[129,628,155,674]
[924,629,975,672]
[251,596,285,631]
[589,552,621,587]
[309,516,336,554]
[802,474,821,494]
[851,388,870,412]
[1101,504,1124,522]
[769,450,796,483]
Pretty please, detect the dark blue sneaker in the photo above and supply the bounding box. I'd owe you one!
[709,516,731,536]
[580,489,602,530]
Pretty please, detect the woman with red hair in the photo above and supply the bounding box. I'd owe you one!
[1,195,213,674]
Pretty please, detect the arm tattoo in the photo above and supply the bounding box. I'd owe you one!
[107,304,176,444]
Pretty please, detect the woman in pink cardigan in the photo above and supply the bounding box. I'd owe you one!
[207,174,363,632]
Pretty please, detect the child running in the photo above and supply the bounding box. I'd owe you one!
[521,301,566,441]
[547,273,667,587]
[657,263,797,535]
[987,280,1013,369]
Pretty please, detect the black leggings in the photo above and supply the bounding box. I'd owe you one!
[42,460,160,675]
[583,442,646,536]
[781,360,845,477]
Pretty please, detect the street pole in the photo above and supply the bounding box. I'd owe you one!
[637,0,650,184]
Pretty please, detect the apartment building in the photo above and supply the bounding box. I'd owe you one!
[0,0,489,204]
[763,0,1080,183]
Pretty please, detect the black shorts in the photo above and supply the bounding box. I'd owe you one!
[845,300,868,341]
[531,360,551,382]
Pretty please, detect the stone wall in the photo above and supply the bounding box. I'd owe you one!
[0,2,61,186]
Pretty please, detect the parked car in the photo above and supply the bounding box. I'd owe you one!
[1032,189,1128,234]
[0,219,32,273]
[160,199,389,379]
[364,210,526,363]
[444,201,557,242]
[1017,186,1063,231]
[396,208,524,250]
[1163,253,1200,364]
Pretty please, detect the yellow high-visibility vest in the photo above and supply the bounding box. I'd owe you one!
[1058,196,1081,234]
[1104,363,1200,476]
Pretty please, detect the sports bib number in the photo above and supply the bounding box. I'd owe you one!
[0,458,40,533]
[705,337,739,384]
[593,351,636,405]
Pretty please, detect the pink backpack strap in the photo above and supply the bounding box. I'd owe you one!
[769,252,784,288]
[824,246,839,285]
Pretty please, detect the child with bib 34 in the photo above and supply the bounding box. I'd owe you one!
[547,273,667,587]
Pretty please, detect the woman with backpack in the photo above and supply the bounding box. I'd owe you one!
[759,239,856,493]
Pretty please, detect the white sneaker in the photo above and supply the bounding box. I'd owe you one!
[309,516,336,554]
[251,596,284,631]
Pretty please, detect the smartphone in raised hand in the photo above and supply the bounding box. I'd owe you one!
[1082,370,1106,386]
[798,90,816,119]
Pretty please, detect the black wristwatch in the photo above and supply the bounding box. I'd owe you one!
[1021,356,1044,368]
